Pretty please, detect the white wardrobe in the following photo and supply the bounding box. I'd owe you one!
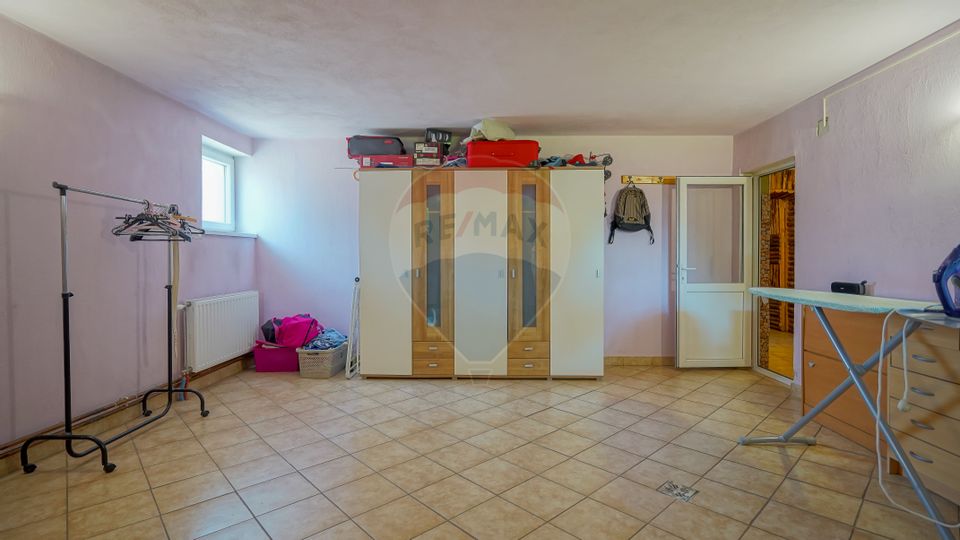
[359,167,604,378]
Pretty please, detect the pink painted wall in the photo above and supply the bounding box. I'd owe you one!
[0,16,255,444]
[239,136,732,359]
[733,21,960,382]
[236,140,359,334]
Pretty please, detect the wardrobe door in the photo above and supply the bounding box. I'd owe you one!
[411,170,455,376]
[454,170,508,376]
[359,170,412,376]
[507,170,551,376]
[550,169,604,377]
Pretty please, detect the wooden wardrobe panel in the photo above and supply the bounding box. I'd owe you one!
[507,170,551,347]
[411,170,455,343]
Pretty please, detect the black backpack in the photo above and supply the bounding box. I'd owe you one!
[608,185,654,244]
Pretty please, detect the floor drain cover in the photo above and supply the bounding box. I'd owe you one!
[657,480,698,502]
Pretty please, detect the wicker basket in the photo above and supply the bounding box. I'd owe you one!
[296,342,348,378]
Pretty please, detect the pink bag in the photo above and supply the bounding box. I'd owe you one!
[274,315,322,348]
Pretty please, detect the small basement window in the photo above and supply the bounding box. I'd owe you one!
[201,145,236,232]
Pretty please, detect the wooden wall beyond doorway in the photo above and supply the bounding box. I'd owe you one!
[758,167,796,378]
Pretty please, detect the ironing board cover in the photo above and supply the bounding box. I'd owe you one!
[749,287,932,314]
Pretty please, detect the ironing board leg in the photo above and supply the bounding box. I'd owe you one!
[810,307,953,540]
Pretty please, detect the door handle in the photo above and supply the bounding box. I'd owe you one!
[511,268,516,279]
[679,267,697,271]
[415,268,421,278]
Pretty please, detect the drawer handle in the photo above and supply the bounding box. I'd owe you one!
[523,346,534,351]
[911,354,936,364]
[910,387,935,397]
[910,419,934,431]
[523,363,535,369]
[427,363,438,368]
[427,346,438,351]
[909,451,934,464]
[808,361,815,368]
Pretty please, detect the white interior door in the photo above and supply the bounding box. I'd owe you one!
[677,177,752,368]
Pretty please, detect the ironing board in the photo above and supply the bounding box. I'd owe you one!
[745,287,955,539]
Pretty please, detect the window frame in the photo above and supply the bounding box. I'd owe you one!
[201,145,236,232]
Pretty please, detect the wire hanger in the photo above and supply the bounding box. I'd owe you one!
[111,203,204,242]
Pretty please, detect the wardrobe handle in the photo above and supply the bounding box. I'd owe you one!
[910,386,934,397]
[912,354,936,364]
[427,346,438,351]
[523,363,535,369]
[511,268,516,279]
[427,363,438,368]
[523,346,534,351]
[910,419,934,431]
[909,451,933,464]
[415,268,421,278]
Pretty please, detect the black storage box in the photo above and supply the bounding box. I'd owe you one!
[347,136,405,158]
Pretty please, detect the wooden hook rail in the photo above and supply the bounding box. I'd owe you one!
[621,175,676,185]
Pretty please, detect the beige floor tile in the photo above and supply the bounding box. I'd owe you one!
[575,443,643,474]
[337,397,384,415]
[444,397,493,416]
[452,497,543,540]
[648,444,719,475]
[704,459,784,497]
[152,470,233,514]
[534,430,595,456]
[262,426,324,452]
[647,409,703,429]
[258,494,348,540]
[500,443,567,474]
[306,520,372,539]
[498,418,557,441]
[331,427,393,453]
[524,523,579,540]
[194,425,260,452]
[542,458,616,495]
[622,459,701,491]
[690,478,767,523]
[436,417,494,440]
[398,429,459,454]
[501,477,583,520]
[651,501,748,540]
[309,415,367,438]
[374,417,430,439]
[683,390,732,408]
[163,493,253,540]
[206,439,276,469]
[237,472,318,515]
[552,498,643,540]
[609,399,659,419]
[380,456,453,492]
[564,418,622,441]
[354,496,444,540]
[411,406,463,427]
[197,518,269,539]
[137,437,206,468]
[690,418,750,441]
[89,516,166,539]
[773,478,862,525]
[752,500,852,540]
[247,414,310,437]
[631,525,682,539]
[800,445,874,476]
[469,407,523,428]
[67,468,151,511]
[856,500,950,540]
[786,459,869,498]
[604,430,668,458]
[528,408,581,428]
[133,424,196,451]
[592,476,674,521]
[221,454,294,491]
[353,441,420,471]
[187,414,246,437]
[461,457,535,494]
[412,522,472,540]
[671,430,737,458]
[0,515,67,540]
[412,475,494,518]
[863,475,958,519]
[464,428,526,455]
[553,398,606,417]
[628,418,687,441]
[68,490,158,539]
[143,453,218,488]
[352,406,406,426]
[280,439,348,470]
[739,527,783,540]
[724,445,797,476]
[426,441,492,472]
[301,456,375,491]
[325,474,405,516]
[392,398,438,416]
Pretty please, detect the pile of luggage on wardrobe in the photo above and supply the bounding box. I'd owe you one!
[253,314,347,375]
[346,118,613,171]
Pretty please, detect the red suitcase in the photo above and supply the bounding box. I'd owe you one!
[466,140,540,168]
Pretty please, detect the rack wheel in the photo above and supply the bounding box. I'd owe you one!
[200,410,210,417]
[103,463,116,473]
[142,410,152,417]
[22,464,37,474]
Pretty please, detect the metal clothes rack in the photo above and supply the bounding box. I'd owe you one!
[19,182,209,474]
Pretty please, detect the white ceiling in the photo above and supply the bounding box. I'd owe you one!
[2,0,959,138]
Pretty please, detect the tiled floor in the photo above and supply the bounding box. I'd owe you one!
[1,366,956,539]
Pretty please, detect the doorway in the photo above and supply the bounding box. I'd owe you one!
[755,166,795,380]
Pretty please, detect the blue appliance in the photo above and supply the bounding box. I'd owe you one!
[933,243,960,317]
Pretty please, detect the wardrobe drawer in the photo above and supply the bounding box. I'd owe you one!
[508,358,549,377]
[804,351,880,433]
[889,398,960,453]
[895,430,960,488]
[890,341,960,385]
[508,341,550,359]
[888,367,960,421]
[413,357,454,376]
[890,318,960,351]
[413,342,454,359]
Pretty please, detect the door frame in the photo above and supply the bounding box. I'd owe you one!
[676,176,754,369]
[749,160,796,385]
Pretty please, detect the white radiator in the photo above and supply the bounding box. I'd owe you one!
[185,290,259,372]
